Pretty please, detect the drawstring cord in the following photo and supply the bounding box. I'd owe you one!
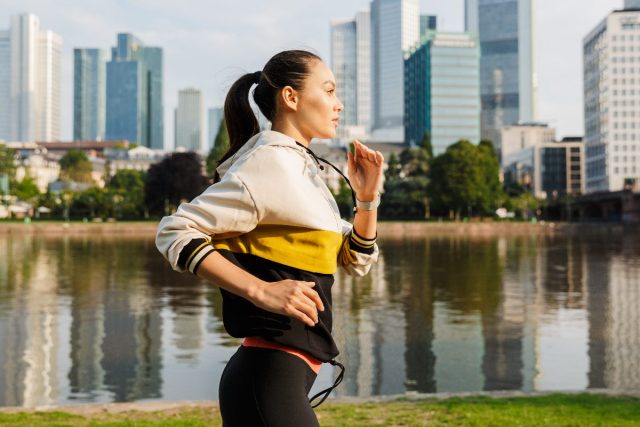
[308,359,345,408]
[295,142,349,407]
[295,141,357,212]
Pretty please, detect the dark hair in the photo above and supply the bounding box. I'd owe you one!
[213,49,322,182]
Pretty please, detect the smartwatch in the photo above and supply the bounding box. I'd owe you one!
[355,193,381,211]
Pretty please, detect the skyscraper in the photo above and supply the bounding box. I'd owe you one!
[0,30,10,140]
[329,10,371,140]
[356,11,371,135]
[370,0,420,142]
[0,13,62,142]
[37,30,62,142]
[74,49,107,141]
[175,88,204,152]
[465,0,537,158]
[404,31,481,154]
[106,33,163,149]
[625,0,640,8]
[583,7,640,192]
[331,20,357,129]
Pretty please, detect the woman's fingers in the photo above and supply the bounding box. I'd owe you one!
[290,306,317,328]
[302,285,325,312]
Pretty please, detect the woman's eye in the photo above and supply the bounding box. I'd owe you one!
[328,89,335,95]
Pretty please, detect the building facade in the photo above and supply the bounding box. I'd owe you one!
[331,20,358,130]
[404,31,480,155]
[420,15,437,35]
[175,88,204,152]
[0,14,62,142]
[74,49,107,141]
[371,0,420,142]
[504,138,585,198]
[501,122,556,166]
[106,33,164,150]
[465,0,537,152]
[584,7,640,192]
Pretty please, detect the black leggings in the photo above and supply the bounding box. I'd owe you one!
[219,346,320,427]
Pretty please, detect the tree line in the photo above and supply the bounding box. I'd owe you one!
[0,126,541,221]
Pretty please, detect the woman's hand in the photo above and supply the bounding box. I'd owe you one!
[248,279,325,328]
[347,139,384,201]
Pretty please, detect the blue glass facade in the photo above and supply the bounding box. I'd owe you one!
[105,34,163,149]
[465,0,536,155]
[404,32,480,155]
[73,49,106,141]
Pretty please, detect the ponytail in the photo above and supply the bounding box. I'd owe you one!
[213,73,260,183]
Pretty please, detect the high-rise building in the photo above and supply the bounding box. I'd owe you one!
[207,107,223,149]
[404,31,481,155]
[371,0,420,142]
[74,49,107,141]
[625,0,640,9]
[0,30,10,140]
[106,33,163,149]
[175,88,204,152]
[0,14,62,142]
[420,15,437,35]
[355,11,371,135]
[465,0,537,153]
[329,11,372,141]
[331,20,357,130]
[37,30,62,142]
[583,7,640,192]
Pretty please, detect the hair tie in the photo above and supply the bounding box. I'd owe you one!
[252,71,262,85]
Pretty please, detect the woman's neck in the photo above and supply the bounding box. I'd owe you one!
[270,118,310,147]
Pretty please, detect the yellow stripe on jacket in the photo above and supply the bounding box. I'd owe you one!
[212,224,344,274]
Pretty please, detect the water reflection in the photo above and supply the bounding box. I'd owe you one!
[0,230,639,406]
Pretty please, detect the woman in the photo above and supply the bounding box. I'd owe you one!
[156,50,383,426]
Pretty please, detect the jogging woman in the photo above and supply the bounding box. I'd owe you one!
[156,49,383,426]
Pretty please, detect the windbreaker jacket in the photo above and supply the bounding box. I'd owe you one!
[155,130,379,361]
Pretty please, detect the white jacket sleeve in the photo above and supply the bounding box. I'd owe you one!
[155,171,262,273]
[337,219,379,277]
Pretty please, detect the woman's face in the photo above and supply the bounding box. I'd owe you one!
[295,60,344,140]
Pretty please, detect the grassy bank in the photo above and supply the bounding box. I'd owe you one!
[1,394,639,426]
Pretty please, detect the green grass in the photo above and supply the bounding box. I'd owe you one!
[0,394,638,426]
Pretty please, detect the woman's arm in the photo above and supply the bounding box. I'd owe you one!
[195,252,324,328]
[348,139,384,239]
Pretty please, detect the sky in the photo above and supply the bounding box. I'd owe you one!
[0,0,626,147]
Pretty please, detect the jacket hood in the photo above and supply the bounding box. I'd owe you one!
[215,130,307,178]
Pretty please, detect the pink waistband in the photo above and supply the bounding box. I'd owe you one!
[242,336,322,374]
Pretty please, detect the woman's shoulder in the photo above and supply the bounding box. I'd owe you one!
[227,143,306,179]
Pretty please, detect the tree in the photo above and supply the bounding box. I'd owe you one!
[145,152,208,216]
[0,145,16,177]
[59,149,93,183]
[385,152,402,180]
[477,140,503,214]
[12,176,40,202]
[428,140,485,220]
[421,130,433,159]
[107,170,147,219]
[206,118,230,177]
[0,145,16,196]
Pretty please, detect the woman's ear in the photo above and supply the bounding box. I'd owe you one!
[279,86,299,112]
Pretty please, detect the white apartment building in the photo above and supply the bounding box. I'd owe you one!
[0,14,62,142]
[584,6,640,192]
